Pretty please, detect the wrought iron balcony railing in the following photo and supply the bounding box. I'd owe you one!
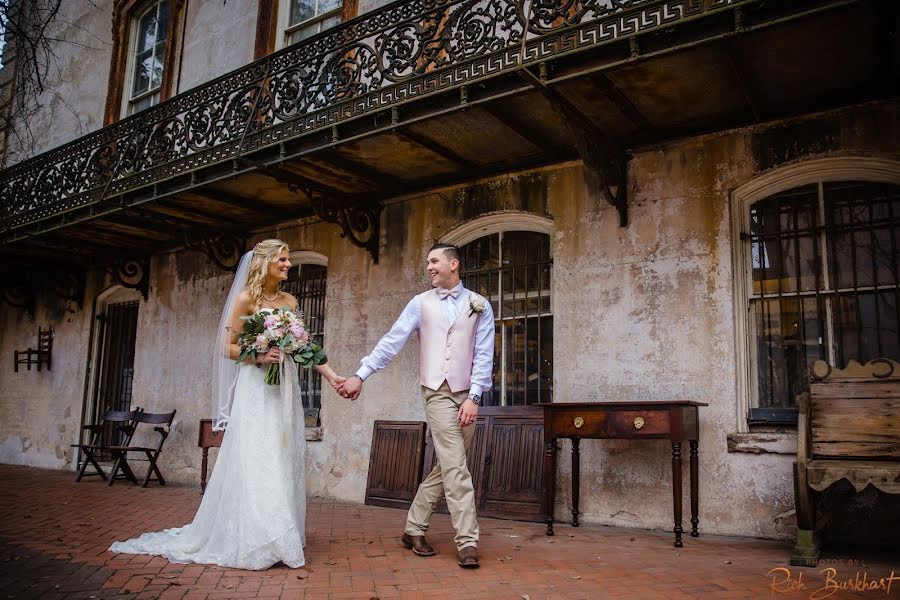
[0,0,747,236]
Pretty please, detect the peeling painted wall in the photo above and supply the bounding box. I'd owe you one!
[0,274,102,469]
[2,1,112,165]
[1,99,898,541]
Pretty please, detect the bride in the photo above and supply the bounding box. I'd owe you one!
[109,239,345,570]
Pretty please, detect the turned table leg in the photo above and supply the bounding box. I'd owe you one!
[672,441,683,548]
[690,439,699,537]
[571,438,581,527]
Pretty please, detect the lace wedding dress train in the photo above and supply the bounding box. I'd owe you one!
[109,362,307,570]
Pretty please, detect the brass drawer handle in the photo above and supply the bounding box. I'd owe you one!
[573,416,584,429]
[633,416,645,430]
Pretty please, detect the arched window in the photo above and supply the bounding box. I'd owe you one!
[459,231,553,406]
[733,159,900,426]
[284,252,328,426]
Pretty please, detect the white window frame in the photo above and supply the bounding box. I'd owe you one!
[121,0,169,117]
[729,156,900,432]
[276,0,343,50]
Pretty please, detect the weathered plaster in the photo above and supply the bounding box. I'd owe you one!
[2,99,898,541]
[0,273,101,470]
[177,0,257,92]
[3,1,112,165]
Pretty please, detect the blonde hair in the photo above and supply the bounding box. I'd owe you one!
[246,239,289,310]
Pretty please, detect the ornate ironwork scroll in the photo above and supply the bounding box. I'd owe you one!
[0,0,752,235]
[182,233,246,272]
[109,257,151,299]
[311,193,381,264]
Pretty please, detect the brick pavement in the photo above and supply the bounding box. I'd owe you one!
[0,464,897,599]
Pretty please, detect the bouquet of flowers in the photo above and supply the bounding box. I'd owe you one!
[235,307,327,385]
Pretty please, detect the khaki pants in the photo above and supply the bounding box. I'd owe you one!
[404,382,479,549]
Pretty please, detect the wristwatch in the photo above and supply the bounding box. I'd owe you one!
[467,393,481,406]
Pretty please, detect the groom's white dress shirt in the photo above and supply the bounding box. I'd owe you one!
[355,283,495,397]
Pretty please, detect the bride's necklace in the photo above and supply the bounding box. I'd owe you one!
[261,289,279,302]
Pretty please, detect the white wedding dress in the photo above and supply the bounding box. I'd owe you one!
[109,359,307,570]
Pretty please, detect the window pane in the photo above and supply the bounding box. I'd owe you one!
[750,185,818,296]
[136,9,158,53]
[833,291,900,366]
[462,231,552,406]
[132,49,153,96]
[753,297,823,409]
[290,0,316,25]
[157,1,169,42]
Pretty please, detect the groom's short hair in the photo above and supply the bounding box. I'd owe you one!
[429,242,461,267]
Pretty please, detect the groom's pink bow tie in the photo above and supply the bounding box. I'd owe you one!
[437,287,460,300]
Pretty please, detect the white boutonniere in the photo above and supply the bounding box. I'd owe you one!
[468,296,486,318]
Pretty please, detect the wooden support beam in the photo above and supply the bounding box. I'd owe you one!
[152,198,243,225]
[481,104,564,155]
[519,68,628,227]
[723,39,762,122]
[588,73,653,131]
[394,129,476,170]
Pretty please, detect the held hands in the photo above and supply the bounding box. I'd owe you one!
[458,398,478,427]
[337,376,363,400]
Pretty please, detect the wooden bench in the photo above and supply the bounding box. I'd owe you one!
[791,359,900,566]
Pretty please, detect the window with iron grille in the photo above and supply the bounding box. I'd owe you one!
[284,263,327,422]
[748,181,900,424]
[460,231,552,406]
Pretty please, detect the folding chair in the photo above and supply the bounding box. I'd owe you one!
[108,409,177,487]
[72,408,140,482]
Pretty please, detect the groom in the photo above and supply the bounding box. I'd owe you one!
[338,243,494,568]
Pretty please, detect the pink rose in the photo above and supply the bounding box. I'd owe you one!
[254,335,268,351]
[263,316,277,329]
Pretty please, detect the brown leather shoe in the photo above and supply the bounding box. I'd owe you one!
[401,533,436,557]
[457,546,479,568]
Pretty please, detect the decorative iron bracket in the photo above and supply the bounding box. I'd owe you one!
[109,256,151,299]
[241,159,382,263]
[522,68,629,227]
[310,193,381,264]
[182,232,246,272]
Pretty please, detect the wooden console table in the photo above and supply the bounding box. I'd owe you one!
[539,401,707,547]
[197,419,225,494]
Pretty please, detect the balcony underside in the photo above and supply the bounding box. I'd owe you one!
[0,0,895,275]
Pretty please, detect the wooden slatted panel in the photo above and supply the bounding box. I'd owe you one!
[421,406,544,522]
[479,411,545,521]
[365,421,427,509]
[810,382,900,399]
[811,398,900,459]
[421,420,487,513]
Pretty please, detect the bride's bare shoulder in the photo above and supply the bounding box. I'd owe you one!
[234,290,255,310]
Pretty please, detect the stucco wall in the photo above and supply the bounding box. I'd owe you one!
[0,275,100,469]
[2,1,112,165]
[1,102,897,540]
[177,0,257,93]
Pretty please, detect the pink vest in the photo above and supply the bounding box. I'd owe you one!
[418,288,481,393]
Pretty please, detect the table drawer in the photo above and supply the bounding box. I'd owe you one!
[608,410,670,436]
[547,409,610,436]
